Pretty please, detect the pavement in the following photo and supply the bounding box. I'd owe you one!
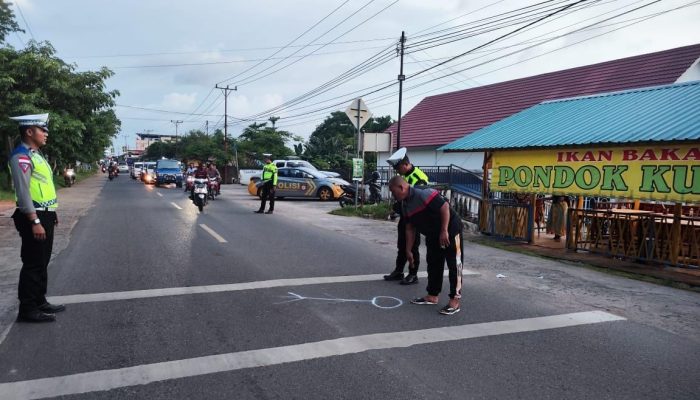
[1,178,699,341]
[0,177,698,399]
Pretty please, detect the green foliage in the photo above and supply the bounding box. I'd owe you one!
[305,111,393,171]
[329,202,393,220]
[236,122,293,165]
[0,2,22,44]
[0,11,121,190]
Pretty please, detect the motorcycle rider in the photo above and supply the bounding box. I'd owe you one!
[384,147,429,285]
[207,163,221,195]
[190,163,209,200]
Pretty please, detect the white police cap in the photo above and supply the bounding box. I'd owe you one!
[10,113,50,131]
[262,153,272,159]
[386,147,408,169]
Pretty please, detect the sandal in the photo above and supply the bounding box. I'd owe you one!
[439,305,460,315]
[411,297,438,305]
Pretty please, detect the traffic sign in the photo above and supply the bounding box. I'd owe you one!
[345,98,372,130]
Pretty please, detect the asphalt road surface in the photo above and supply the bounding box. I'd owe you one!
[0,177,698,399]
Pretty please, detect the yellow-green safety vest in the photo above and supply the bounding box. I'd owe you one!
[13,148,58,209]
[262,163,278,185]
[404,166,429,186]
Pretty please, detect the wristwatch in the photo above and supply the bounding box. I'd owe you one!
[32,218,41,225]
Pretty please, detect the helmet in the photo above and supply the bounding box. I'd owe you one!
[371,171,381,181]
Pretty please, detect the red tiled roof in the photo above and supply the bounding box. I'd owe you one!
[388,44,700,148]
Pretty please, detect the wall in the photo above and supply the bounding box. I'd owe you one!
[377,146,484,171]
[676,56,700,82]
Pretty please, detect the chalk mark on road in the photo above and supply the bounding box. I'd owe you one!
[277,292,403,309]
[170,202,182,210]
[156,192,163,197]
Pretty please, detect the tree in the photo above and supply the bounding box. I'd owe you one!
[304,111,394,171]
[236,122,293,165]
[0,10,120,190]
[0,2,21,44]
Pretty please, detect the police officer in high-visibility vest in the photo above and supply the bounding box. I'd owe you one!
[384,147,430,285]
[8,113,65,323]
[255,154,277,215]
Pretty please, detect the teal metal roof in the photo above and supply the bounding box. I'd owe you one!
[439,80,700,152]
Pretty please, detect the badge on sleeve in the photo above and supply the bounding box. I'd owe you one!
[18,155,32,173]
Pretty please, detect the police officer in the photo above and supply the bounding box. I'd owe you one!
[384,147,429,285]
[8,113,65,323]
[255,154,277,214]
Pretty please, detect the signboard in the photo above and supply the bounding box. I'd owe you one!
[345,98,372,130]
[492,144,700,203]
[352,158,364,180]
[363,133,391,152]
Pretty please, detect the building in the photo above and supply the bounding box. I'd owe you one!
[135,133,178,151]
[381,44,700,171]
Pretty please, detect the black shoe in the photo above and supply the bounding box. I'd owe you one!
[265,210,273,214]
[383,271,404,281]
[39,302,66,313]
[400,274,418,285]
[17,310,56,323]
[254,210,264,214]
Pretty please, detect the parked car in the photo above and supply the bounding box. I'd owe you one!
[154,159,183,188]
[130,162,143,180]
[248,167,349,201]
[247,160,341,183]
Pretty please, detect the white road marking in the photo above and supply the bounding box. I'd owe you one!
[48,270,478,305]
[0,311,625,399]
[170,202,182,210]
[199,223,227,243]
[156,192,163,197]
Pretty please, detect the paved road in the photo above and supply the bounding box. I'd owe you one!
[0,176,698,399]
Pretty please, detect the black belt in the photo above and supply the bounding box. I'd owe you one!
[36,208,56,213]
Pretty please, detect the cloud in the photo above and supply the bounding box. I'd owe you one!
[159,92,198,111]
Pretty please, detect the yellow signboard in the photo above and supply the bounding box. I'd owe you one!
[492,144,700,203]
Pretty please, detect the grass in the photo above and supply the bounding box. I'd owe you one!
[329,202,394,220]
[0,189,14,201]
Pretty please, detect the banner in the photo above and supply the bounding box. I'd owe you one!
[492,144,700,203]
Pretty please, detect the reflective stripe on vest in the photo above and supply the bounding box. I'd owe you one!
[262,164,278,185]
[14,149,58,210]
[405,167,429,186]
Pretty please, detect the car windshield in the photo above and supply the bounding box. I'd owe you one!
[158,160,180,169]
[134,162,143,168]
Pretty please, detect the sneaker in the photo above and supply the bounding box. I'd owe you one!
[411,297,438,305]
[399,274,418,285]
[439,305,460,315]
[383,271,404,281]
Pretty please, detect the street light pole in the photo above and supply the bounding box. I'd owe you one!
[396,31,406,150]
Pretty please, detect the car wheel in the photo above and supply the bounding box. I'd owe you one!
[317,187,333,201]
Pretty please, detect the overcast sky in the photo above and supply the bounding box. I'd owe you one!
[7,0,700,152]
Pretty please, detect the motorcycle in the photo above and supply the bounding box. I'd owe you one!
[208,177,220,200]
[339,171,382,207]
[64,168,76,187]
[101,165,106,173]
[108,168,117,181]
[192,178,209,212]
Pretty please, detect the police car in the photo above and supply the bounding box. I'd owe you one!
[248,167,349,201]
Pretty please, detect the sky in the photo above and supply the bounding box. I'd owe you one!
[6,0,700,153]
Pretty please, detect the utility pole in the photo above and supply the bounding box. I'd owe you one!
[170,120,183,138]
[396,31,406,150]
[269,116,280,129]
[215,84,237,184]
[205,120,209,135]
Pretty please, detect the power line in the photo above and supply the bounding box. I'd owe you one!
[14,2,35,41]
[110,45,391,69]
[230,0,400,87]
[65,37,397,59]
[216,0,352,85]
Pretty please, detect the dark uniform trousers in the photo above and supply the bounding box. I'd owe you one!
[259,181,276,212]
[425,228,464,299]
[396,215,420,274]
[12,209,57,313]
